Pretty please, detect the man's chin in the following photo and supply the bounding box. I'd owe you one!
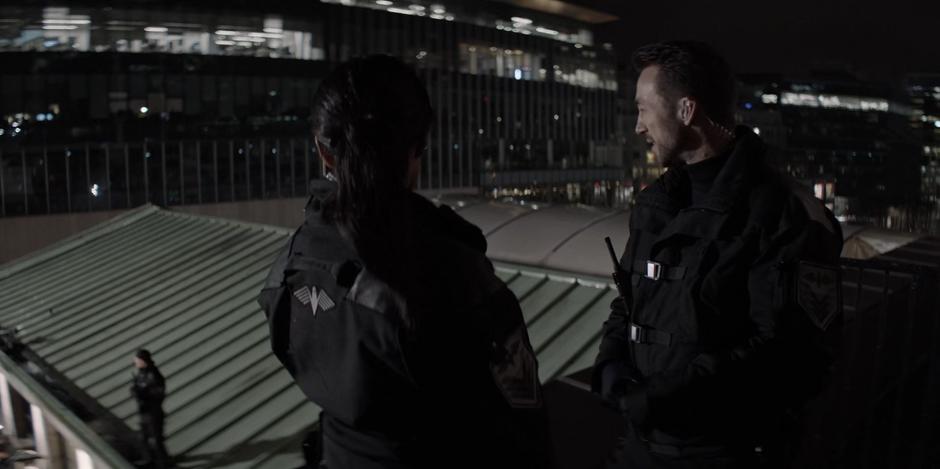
[654,151,681,169]
[663,157,683,169]
[659,148,688,168]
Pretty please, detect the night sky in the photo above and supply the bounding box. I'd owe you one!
[576,0,938,82]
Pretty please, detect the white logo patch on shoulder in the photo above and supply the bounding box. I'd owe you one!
[293,286,336,317]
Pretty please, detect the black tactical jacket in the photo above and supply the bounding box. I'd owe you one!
[593,128,843,452]
[131,366,166,415]
[259,182,550,469]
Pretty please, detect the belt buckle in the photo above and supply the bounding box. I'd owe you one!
[646,261,662,281]
[629,324,645,343]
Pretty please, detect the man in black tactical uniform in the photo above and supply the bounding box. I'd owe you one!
[131,349,169,468]
[594,41,843,468]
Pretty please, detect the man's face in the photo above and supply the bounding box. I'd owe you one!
[635,65,686,167]
[133,357,147,369]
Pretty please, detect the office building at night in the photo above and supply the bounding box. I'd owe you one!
[735,75,921,229]
[908,74,940,217]
[0,0,628,218]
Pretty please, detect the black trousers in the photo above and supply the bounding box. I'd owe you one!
[140,411,169,467]
[608,422,763,469]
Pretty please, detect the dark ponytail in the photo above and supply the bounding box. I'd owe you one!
[311,55,432,299]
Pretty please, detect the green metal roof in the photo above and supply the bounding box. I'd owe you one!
[0,204,615,468]
[494,266,615,382]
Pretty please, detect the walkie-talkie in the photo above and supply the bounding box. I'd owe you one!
[605,237,630,314]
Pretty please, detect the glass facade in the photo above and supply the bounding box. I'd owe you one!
[907,75,940,234]
[736,77,924,231]
[909,77,940,202]
[0,6,325,60]
[0,1,626,217]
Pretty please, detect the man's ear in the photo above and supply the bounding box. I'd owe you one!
[315,137,335,170]
[677,97,697,126]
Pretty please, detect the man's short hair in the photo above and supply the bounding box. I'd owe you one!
[632,41,736,127]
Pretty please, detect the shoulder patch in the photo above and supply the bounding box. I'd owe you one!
[796,261,841,331]
[293,285,336,317]
[490,326,541,408]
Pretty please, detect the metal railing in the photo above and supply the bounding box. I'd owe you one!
[0,138,631,218]
[794,258,940,468]
[0,351,135,469]
[0,138,323,217]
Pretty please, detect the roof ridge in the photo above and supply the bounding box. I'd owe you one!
[0,204,163,281]
[493,261,612,288]
[541,208,628,259]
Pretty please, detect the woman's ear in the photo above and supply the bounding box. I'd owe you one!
[315,137,335,170]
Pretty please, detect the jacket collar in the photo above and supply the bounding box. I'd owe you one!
[634,127,768,246]
[690,126,766,213]
[303,179,486,254]
[637,126,766,215]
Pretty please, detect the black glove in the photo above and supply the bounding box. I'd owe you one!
[617,383,650,428]
[599,361,640,404]
[599,362,653,428]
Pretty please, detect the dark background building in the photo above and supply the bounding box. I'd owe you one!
[907,74,940,233]
[0,0,629,218]
[737,74,922,228]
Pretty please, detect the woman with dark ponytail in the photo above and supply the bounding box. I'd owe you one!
[259,55,551,469]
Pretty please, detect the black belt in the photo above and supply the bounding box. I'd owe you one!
[645,440,733,458]
[632,260,686,281]
[629,323,672,346]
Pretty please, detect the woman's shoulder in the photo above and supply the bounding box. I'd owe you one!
[410,193,488,254]
[419,230,504,302]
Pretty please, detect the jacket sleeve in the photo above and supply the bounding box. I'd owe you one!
[621,197,842,422]
[150,372,166,401]
[257,236,296,376]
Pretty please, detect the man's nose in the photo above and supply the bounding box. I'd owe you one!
[635,119,645,136]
